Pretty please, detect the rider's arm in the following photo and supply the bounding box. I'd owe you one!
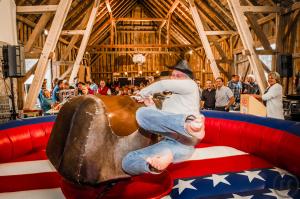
[139,79,194,98]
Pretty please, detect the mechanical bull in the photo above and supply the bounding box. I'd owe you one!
[46,95,158,185]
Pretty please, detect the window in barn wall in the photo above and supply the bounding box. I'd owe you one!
[257,44,276,78]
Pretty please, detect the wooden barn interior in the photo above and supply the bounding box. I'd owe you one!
[2,1,300,199]
[0,0,300,120]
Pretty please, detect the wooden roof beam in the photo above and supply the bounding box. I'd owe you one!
[188,0,220,79]
[205,31,237,35]
[210,0,234,22]
[16,15,77,48]
[283,9,300,40]
[105,0,114,45]
[90,0,137,45]
[64,2,94,30]
[245,13,273,51]
[16,5,58,14]
[61,5,94,61]
[241,6,282,13]
[69,0,101,84]
[91,51,180,54]
[195,0,234,30]
[61,30,85,35]
[112,18,166,22]
[159,0,180,30]
[91,44,201,49]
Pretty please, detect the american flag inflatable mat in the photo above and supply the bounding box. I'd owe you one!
[0,112,299,199]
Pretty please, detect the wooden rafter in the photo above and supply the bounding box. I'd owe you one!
[91,44,201,49]
[283,9,300,40]
[245,13,273,51]
[159,0,180,30]
[89,0,137,45]
[61,30,85,35]
[69,0,101,84]
[188,0,220,79]
[241,6,282,13]
[62,5,93,62]
[16,5,58,14]
[105,0,114,45]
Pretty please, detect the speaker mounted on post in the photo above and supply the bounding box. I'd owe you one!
[277,54,293,78]
[2,45,25,78]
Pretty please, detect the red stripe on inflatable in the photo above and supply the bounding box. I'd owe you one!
[201,118,300,177]
[168,154,272,179]
[0,122,53,163]
[0,172,61,193]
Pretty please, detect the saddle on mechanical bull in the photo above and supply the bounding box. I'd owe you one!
[46,95,158,185]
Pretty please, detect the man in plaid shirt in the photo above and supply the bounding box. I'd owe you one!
[227,74,242,110]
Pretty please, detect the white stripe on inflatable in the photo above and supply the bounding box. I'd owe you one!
[0,188,65,199]
[187,146,247,161]
[0,160,56,176]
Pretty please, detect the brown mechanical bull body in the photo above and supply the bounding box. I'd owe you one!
[46,95,157,185]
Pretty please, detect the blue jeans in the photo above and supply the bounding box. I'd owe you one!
[122,107,196,175]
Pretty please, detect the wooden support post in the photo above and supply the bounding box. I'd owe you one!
[166,16,171,45]
[69,0,101,84]
[227,0,268,93]
[24,0,73,110]
[188,0,220,79]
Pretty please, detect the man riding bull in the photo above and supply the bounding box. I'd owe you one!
[122,60,205,175]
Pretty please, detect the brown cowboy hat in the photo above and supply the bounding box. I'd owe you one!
[167,59,194,79]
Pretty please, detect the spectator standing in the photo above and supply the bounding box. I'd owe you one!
[253,72,284,119]
[227,75,242,110]
[215,77,235,112]
[201,80,216,110]
[52,80,64,103]
[196,79,202,98]
[242,74,260,95]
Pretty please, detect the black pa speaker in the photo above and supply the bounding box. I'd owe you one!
[277,54,293,78]
[2,45,25,78]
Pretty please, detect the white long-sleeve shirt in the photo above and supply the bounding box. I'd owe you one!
[139,79,200,116]
[262,83,284,119]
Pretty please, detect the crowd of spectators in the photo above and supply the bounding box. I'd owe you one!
[200,73,284,119]
[38,78,149,113]
[38,72,283,120]
[200,74,261,112]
